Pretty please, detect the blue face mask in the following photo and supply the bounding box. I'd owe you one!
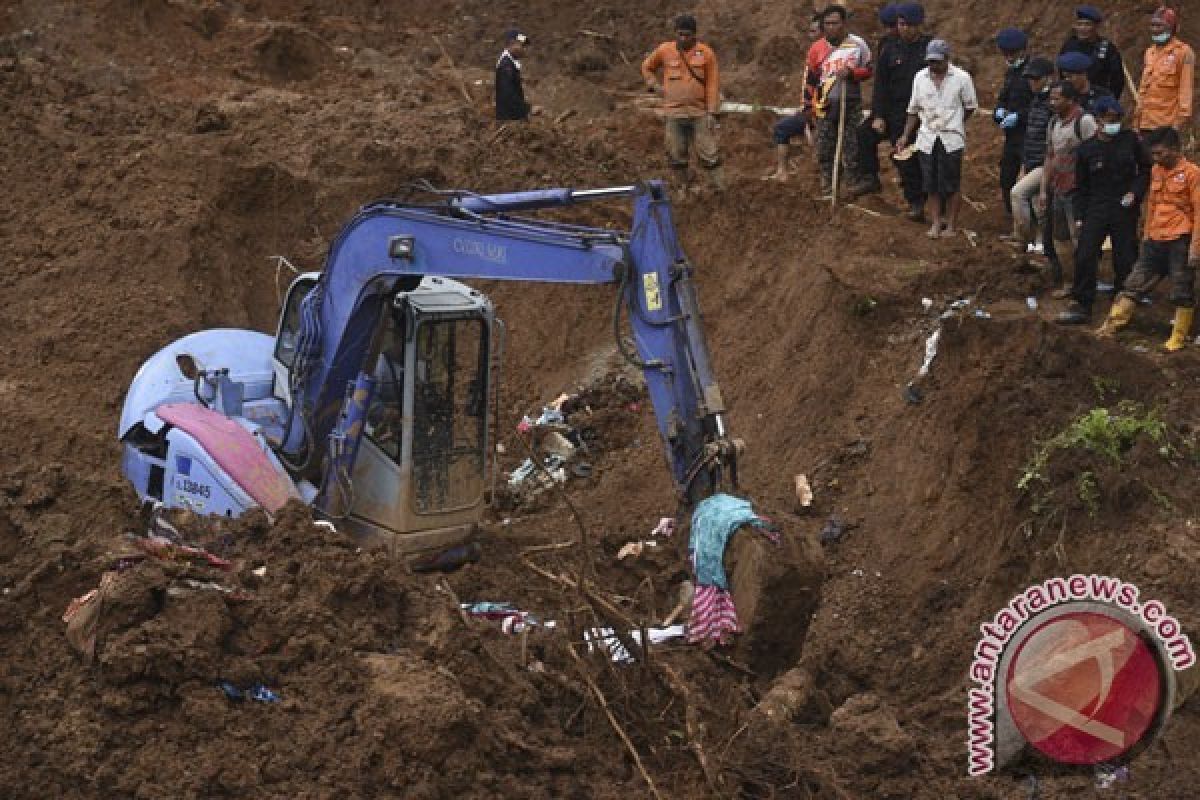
[1103,122,1122,136]
[1152,32,1171,44]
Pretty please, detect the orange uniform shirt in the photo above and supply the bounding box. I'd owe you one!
[1133,37,1195,131]
[641,42,720,118]
[1144,158,1200,258]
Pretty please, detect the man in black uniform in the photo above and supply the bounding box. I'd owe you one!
[849,2,930,219]
[1057,96,1151,324]
[496,29,531,122]
[1059,5,1125,101]
[993,28,1034,223]
[1057,51,1114,114]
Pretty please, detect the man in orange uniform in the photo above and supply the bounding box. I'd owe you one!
[1132,7,1194,136]
[642,15,724,190]
[1099,127,1200,351]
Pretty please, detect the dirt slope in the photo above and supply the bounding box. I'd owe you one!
[1,0,1198,798]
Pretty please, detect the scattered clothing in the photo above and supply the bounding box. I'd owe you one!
[62,571,119,663]
[687,494,777,645]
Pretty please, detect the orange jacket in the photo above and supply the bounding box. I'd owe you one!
[641,42,720,117]
[1133,37,1195,130]
[1144,158,1200,257]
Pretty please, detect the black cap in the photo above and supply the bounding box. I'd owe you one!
[1022,56,1055,78]
[674,14,697,32]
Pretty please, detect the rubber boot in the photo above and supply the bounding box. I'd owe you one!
[1096,295,1136,337]
[1164,306,1194,352]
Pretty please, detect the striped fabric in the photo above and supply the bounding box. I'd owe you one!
[687,584,740,645]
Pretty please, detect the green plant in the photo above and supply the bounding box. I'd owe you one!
[1077,471,1099,517]
[1019,403,1168,492]
[1091,375,1121,400]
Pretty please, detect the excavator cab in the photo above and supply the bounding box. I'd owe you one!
[273,274,496,554]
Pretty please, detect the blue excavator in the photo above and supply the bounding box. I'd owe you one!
[118,181,743,554]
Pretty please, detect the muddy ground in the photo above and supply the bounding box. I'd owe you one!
[1,0,1199,798]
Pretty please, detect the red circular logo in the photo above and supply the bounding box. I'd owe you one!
[1005,611,1163,765]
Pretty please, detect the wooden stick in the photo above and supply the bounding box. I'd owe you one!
[832,79,848,211]
[846,203,884,218]
[569,646,665,800]
[579,29,615,40]
[1122,61,1141,106]
[433,35,473,106]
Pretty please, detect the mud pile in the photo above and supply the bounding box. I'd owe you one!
[2,0,1199,798]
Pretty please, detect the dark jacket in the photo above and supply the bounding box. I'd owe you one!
[870,33,933,125]
[1074,130,1153,219]
[996,62,1035,142]
[1059,35,1125,100]
[495,51,530,121]
[1022,88,1053,171]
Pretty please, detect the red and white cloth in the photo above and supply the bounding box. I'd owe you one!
[687,584,740,645]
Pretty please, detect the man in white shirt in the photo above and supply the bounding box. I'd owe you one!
[898,39,979,238]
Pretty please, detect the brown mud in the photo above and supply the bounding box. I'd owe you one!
[1,1,1199,798]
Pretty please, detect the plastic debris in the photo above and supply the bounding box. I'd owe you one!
[921,297,934,311]
[972,308,992,319]
[1026,296,1038,311]
[794,474,813,507]
[819,516,846,544]
[1094,764,1130,790]
[918,328,941,378]
[650,517,676,538]
[1096,281,1115,294]
[616,540,659,560]
[584,625,686,664]
[461,601,556,635]
[251,566,267,578]
[218,682,281,704]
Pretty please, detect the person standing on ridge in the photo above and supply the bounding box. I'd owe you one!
[899,39,979,238]
[993,28,1034,226]
[806,5,873,197]
[764,13,822,182]
[849,3,930,216]
[1059,6,1125,100]
[496,29,532,122]
[1098,127,1200,351]
[1038,81,1098,295]
[1133,7,1194,137]
[1010,57,1056,252]
[642,14,725,190]
[1057,97,1151,324]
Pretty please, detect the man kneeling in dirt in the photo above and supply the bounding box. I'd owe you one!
[642,15,725,191]
[1099,127,1200,351]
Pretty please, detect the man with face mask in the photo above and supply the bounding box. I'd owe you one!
[806,5,873,197]
[899,39,979,238]
[1098,126,1200,350]
[1133,7,1194,137]
[994,28,1034,225]
[642,14,724,190]
[1057,97,1152,324]
[849,3,930,212]
[1059,6,1125,100]
[1057,51,1114,114]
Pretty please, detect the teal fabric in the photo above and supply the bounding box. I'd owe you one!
[688,493,766,590]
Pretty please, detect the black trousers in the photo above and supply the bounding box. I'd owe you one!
[857,115,925,206]
[1000,138,1024,218]
[1072,198,1139,309]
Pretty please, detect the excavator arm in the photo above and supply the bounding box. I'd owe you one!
[282,181,739,503]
